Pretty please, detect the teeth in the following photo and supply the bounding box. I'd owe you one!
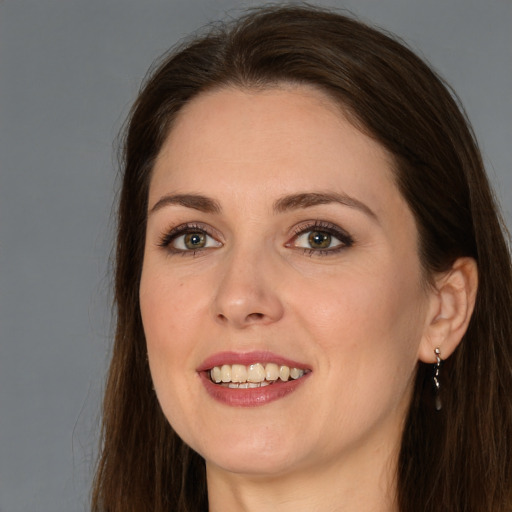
[211,366,222,383]
[210,363,308,385]
[279,365,290,381]
[227,381,270,389]
[220,364,231,383]
[290,367,304,379]
[231,364,247,383]
[265,363,279,381]
[247,363,265,382]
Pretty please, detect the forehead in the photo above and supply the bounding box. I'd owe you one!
[149,85,400,218]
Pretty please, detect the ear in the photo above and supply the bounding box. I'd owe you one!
[418,257,478,363]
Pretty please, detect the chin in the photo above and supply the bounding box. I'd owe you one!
[193,427,304,476]
[205,450,300,477]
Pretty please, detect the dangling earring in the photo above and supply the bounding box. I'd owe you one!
[433,347,442,411]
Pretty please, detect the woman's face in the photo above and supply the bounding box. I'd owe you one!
[140,86,436,478]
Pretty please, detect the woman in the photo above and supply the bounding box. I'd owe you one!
[92,5,512,511]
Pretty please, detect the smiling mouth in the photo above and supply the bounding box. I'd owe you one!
[209,363,310,388]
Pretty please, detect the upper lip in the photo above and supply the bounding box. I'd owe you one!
[197,351,311,372]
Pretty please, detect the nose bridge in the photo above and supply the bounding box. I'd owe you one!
[213,238,284,327]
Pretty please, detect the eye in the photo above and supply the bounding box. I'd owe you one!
[171,231,222,252]
[288,221,354,255]
[294,230,342,250]
[159,224,222,254]
[303,231,335,249]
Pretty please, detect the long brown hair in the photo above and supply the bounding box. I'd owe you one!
[92,5,512,511]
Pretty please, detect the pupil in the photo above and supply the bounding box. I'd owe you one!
[308,231,331,249]
[185,232,206,249]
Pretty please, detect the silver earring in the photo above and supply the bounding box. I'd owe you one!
[433,347,442,411]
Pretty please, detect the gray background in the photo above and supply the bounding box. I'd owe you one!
[1,1,510,511]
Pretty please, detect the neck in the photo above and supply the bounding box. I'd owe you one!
[206,437,400,512]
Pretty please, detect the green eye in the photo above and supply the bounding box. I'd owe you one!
[184,232,206,249]
[290,222,354,254]
[169,230,222,252]
[308,231,332,249]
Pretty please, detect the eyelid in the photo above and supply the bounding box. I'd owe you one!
[156,219,353,256]
[286,220,354,253]
[157,222,223,251]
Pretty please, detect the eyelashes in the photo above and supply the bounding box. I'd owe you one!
[158,223,222,255]
[157,220,354,257]
[288,220,354,255]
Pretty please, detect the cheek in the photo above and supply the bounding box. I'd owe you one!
[140,267,193,384]
[139,261,218,407]
[139,268,203,430]
[295,264,423,338]
[294,263,427,385]
[140,265,203,341]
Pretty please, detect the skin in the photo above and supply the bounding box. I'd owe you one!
[139,86,474,512]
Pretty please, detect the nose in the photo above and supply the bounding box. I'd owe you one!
[213,246,285,328]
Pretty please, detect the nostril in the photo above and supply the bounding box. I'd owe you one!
[246,312,264,321]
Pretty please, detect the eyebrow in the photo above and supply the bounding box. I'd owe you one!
[149,191,376,219]
[273,192,376,219]
[150,194,221,215]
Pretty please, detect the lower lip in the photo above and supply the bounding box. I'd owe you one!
[199,371,311,407]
